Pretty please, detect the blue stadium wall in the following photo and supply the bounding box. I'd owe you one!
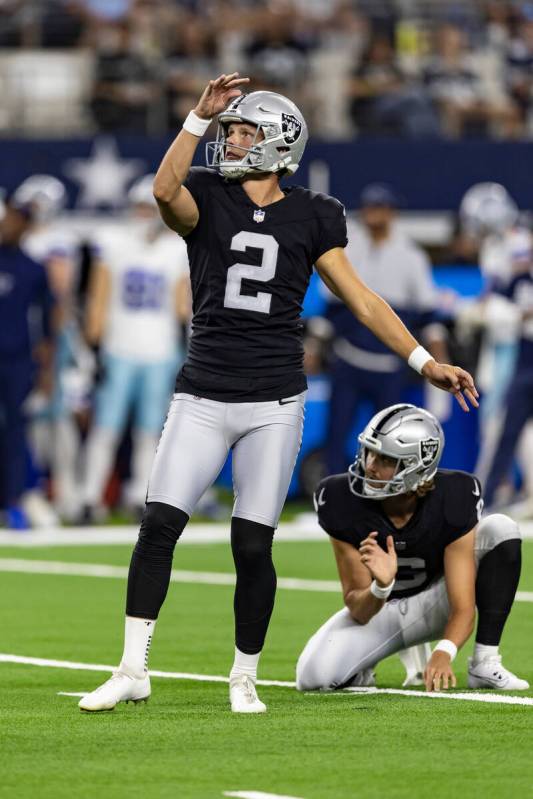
[1,137,533,209]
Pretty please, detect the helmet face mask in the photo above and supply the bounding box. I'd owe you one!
[205,91,308,179]
[348,404,444,500]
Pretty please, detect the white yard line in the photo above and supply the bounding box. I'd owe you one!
[2,653,531,707]
[1,653,293,687]
[0,517,532,547]
[0,559,340,592]
[317,686,533,706]
[1,558,533,600]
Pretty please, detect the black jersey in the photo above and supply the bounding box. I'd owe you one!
[316,469,482,600]
[176,167,347,402]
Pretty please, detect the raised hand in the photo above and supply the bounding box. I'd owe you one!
[422,361,479,412]
[359,532,397,588]
[194,73,250,121]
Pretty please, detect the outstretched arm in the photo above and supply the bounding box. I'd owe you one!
[153,72,250,237]
[315,247,479,411]
[424,529,476,692]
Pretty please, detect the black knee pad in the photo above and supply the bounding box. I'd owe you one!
[135,501,189,562]
[231,516,275,566]
[490,537,521,566]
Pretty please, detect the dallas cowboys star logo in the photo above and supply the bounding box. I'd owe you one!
[64,137,145,209]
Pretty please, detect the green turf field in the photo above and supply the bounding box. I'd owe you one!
[2,533,533,799]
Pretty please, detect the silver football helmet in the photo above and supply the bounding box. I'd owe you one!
[460,182,518,237]
[12,174,67,223]
[127,173,157,207]
[349,404,445,500]
[206,91,308,179]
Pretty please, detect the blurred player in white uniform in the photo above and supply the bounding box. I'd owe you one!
[458,182,533,504]
[13,175,83,524]
[80,174,190,520]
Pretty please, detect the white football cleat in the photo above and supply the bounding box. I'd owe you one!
[229,675,266,713]
[78,670,151,711]
[467,656,529,691]
[399,643,431,687]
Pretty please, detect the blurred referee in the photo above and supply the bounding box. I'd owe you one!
[325,183,448,474]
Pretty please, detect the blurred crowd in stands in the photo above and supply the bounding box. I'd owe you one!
[1,172,533,529]
[2,0,533,138]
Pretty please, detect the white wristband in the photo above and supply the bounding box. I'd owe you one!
[182,110,212,137]
[370,578,395,600]
[433,639,458,661]
[407,345,433,375]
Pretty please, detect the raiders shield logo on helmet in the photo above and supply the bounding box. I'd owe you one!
[281,113,302,144]
[420,437,440,464]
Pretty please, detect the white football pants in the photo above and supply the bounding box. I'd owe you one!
[296,514,520,690]
[147,391,305,528]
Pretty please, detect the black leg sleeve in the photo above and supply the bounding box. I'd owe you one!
[475,538,522,646]
[231,516,276,655]
[126,501,189,619]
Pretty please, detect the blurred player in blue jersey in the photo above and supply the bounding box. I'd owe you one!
[458,182,533,511]
[484,256,533,509]
[0,198,54,528]
[14,174,85,523]
[79,174,190,521]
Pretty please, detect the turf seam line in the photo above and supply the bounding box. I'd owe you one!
[223,792,306,798]
[3,654,533,705]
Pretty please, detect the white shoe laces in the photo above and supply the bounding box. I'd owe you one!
[237,675,258,703]
[92,671,129,694]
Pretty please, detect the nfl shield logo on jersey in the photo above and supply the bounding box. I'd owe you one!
[253,209,265,223]
[420,437,440,464]
[281,113,302,144]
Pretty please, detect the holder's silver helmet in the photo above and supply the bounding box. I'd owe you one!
[12,174,67,224]
[206,91,308,179]
[349,404,444,500]
[460,182,518,237]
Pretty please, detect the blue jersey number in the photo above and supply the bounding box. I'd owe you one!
[122,269,165,310]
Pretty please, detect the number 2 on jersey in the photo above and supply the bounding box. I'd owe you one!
[224,231,279,314]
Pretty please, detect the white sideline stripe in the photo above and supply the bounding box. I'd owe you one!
[0,517,532,547]
[57,692,85,697]
[0,559,340,592]
[1,559,533,601]
[224,792,305,799]
[314,686,533,706]
[3,653,532,707]
[0,520,325,548]
[0,654,294,688]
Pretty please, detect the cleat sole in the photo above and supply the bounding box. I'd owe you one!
[79,706,115,713]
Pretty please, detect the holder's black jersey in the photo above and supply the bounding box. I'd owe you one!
[315,469,483,600]
[176,167,347,402]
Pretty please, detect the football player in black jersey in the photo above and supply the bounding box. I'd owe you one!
[297,404,528,693]
[80,74,479,714]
